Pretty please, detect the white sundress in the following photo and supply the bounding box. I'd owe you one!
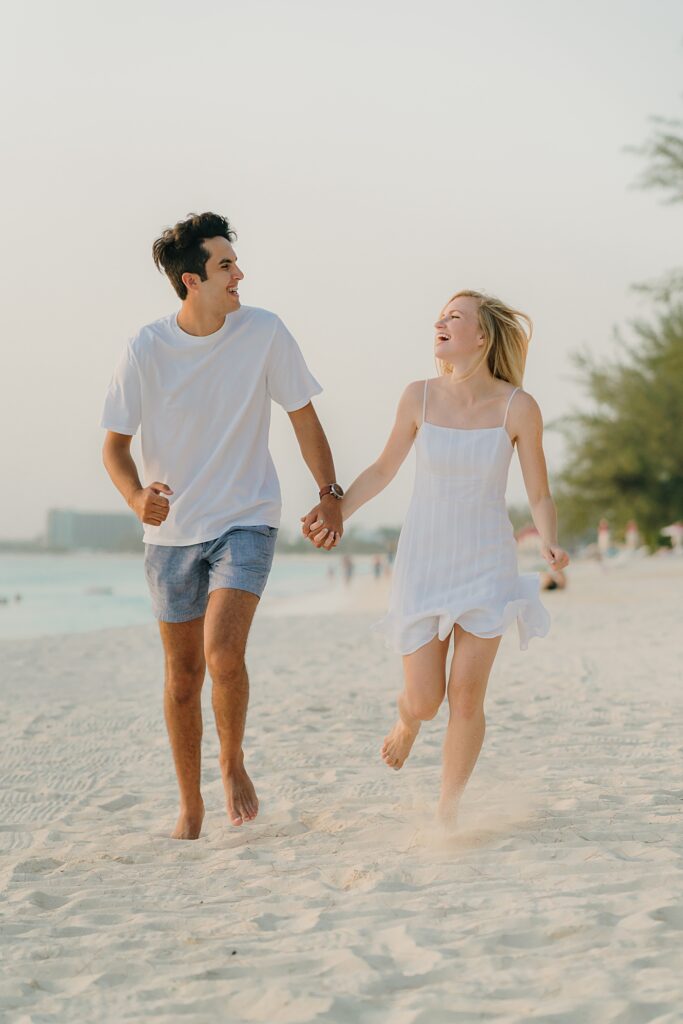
[374,381,551,656]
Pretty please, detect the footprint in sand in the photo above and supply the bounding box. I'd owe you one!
[98,794,141,812]
[11,857,64,878]
[26,890,70,911]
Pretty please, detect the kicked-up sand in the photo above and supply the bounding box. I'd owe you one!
[0,556,682,1022]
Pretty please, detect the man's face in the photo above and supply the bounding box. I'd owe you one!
[183,236,244,313]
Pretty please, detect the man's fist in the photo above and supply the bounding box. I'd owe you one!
[130,483,173,526]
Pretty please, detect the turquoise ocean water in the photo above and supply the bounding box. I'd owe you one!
[0,552,363,640]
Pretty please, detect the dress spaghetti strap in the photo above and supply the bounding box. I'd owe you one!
[422,379,429,426]
[502,387,520,430]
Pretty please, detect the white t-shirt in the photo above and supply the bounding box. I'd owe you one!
[101,306,322,546]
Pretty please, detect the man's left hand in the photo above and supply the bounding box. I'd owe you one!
[301,497,344,550]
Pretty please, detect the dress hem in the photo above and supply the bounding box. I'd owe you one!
[372,574,551,657]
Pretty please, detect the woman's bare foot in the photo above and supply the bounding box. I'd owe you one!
[172,799,205,840]
[436,794,461,830]
[381,719,420,770]
[221,755,259,826]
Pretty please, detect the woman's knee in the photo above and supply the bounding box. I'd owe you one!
[449,686,485,720]
[405,691,443,721]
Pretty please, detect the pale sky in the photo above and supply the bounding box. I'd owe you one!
[1,0,681,539]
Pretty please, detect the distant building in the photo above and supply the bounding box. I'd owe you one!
[46,509,143,552]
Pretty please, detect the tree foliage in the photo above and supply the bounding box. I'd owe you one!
[631,116,683,203]
[555,108,683,547]
[555,303,683,545]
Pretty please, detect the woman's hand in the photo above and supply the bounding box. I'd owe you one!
[300,497,343,550]
[541,542,569,571]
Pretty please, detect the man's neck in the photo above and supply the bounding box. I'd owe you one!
[176,303,228,338]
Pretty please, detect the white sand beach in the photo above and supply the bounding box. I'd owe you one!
[1,556,682,1023]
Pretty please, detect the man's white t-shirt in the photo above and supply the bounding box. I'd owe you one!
[100,306,322,546]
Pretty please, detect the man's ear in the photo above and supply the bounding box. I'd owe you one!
[181,272,197,293]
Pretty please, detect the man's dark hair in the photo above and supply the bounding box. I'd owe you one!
[152,212,237,300]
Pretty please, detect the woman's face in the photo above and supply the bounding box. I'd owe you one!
[434,296,484,364]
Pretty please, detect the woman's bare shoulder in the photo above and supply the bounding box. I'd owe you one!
[508,388,543,432]
[399,378,432,405]
[512,388,540,413]
[404,378,429,396]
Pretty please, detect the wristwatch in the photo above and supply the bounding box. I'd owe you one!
[319,483,344,500]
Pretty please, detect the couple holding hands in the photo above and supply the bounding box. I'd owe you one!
[102,212,568,840]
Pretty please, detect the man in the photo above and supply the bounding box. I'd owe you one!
[101,212,344,840]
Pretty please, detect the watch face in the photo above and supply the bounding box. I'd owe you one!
[331,484,344,498]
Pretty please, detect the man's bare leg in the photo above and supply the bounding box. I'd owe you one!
[437,626,501,827]
[204,588,260,826]
[158,616,207,839]
[381,633,450,769]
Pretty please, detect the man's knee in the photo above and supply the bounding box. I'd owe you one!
[205,644,245,684]
[165,664,205,705]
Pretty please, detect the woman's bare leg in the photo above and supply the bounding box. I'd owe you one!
[381,632,450,769]
[437,625,501,825]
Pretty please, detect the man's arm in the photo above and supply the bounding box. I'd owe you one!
[287,402,342,549]
[102,431,173,526]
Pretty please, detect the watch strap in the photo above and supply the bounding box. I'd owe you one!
[319,483,343,499]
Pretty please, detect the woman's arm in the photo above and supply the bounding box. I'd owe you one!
[342,381,422,519]
[512,392,570,570]
[302,381,423,545]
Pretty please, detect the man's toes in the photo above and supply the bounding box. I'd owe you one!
[229,806,244,825]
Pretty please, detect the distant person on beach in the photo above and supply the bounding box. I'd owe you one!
[597,518,612,561]
[302,290,569,826]
[101,212,344,839]
[341,554,354,585]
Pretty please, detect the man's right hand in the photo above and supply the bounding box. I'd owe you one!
[129,483,173,526]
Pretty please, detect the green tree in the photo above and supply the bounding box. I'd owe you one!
[555,302,683,546]
[555,110,683,548]
[632,115,683,202]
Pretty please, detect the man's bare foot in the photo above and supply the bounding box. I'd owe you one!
[381,719,420,770]
[172,799,205,840]
[220,755,259,826]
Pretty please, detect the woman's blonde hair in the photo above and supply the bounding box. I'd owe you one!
[437,290,533,387]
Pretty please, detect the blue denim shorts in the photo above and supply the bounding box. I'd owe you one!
[144,525,278,623]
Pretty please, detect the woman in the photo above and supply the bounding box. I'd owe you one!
[305,290,569,825]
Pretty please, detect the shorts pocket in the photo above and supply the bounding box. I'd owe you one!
[244,525,278,539]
